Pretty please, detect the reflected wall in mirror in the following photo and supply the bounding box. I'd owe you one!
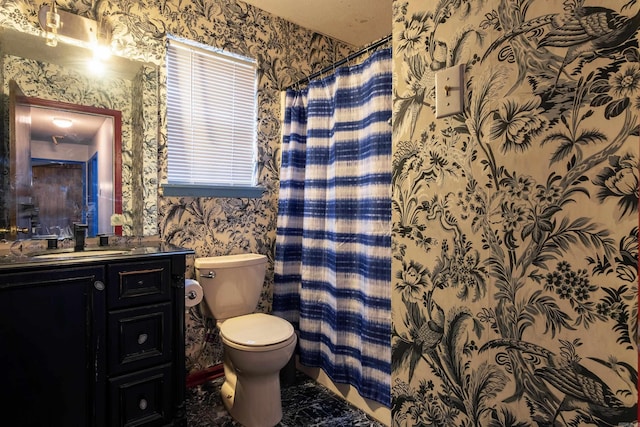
[13,94,122,239]
[0,26,160,238]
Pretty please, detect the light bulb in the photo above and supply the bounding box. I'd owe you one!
[93,44,112,61]
[87,58,106,76]
[45,1,60,47]
[45,31,58,47]
[46,1,60,30]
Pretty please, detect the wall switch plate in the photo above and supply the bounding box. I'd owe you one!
[435,64,464,118]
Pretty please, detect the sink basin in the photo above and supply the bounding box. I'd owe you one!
[32,249,129,259]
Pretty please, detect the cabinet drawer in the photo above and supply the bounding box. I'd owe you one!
[108,303,173,375]
[108,260,171,308]
[108,364,174,427]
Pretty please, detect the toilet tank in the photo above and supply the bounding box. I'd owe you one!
[194,253,267,320]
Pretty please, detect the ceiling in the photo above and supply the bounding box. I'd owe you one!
[30,106,109,146]
[240,0,392,47]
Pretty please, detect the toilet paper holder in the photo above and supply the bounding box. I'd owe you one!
[184,279,204,307]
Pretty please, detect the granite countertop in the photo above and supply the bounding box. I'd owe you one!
[0,235,194,269]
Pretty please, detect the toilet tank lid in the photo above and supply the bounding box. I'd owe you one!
[195,253,267,269]
[219,313,294,346]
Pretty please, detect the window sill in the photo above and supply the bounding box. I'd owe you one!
[161,183,265,198]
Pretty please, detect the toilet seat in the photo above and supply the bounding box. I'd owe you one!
[219,313,295,351]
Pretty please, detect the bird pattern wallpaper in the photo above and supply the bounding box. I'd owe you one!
[391,0,639,426]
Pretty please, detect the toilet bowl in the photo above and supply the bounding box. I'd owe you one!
[194,254,297,427]
[219,313,296,426]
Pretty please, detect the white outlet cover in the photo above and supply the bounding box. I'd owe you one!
[435,64,464,118]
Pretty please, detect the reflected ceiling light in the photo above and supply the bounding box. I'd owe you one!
[52,118,72,128]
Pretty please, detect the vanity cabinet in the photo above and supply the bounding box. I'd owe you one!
[0,265,106,426]
[0,249,190,427]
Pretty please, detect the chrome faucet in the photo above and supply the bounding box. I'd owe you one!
[73,223,88,251]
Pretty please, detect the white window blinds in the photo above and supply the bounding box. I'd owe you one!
[166,37,258,187]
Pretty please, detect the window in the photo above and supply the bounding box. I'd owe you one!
[163,36,263,198]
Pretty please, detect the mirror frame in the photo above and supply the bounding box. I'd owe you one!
[13,95,123,237]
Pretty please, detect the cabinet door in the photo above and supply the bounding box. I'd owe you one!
[0,266,107,427]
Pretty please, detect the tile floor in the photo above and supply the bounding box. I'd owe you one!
[186,370,386,426]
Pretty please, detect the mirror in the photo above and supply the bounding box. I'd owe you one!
[12,89,122,239]
[0,25,160,238]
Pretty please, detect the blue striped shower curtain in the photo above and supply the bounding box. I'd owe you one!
[273,48,392,406]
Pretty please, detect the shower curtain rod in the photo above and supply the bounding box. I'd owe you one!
[285,33,392,90]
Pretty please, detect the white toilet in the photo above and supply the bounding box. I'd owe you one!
[194,253,297,427]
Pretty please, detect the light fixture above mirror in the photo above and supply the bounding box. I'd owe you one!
[38,2,112,62]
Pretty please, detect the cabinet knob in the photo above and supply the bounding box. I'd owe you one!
[94,281,105,291]
[137,333,148,345]
[137,280,144,286]
[139,398,148,410]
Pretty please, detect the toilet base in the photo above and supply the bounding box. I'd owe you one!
[221,357,284,427]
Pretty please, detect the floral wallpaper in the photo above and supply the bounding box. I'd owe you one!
[391,0,639,426]
[131,64,159,237]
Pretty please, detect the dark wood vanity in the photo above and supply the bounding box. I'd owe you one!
[0,245,192,427]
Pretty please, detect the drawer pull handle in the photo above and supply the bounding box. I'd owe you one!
[94,281,105,291]
[200,271,216,279]
[137,280,144,286]
[138,333,148,345]
[139,398,148,410]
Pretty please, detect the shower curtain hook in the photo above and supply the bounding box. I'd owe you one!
[367,43,374,56]
[295,72,311,91]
